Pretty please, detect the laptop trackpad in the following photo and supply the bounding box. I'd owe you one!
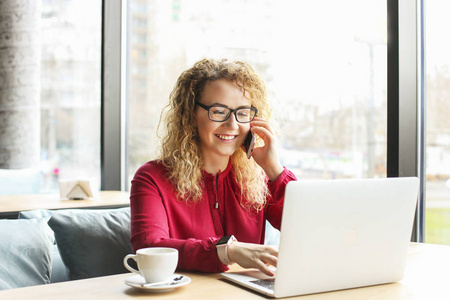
[221,270,276,296]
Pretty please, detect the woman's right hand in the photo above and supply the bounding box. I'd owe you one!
[248,117,284,182]
[227,241,278,276]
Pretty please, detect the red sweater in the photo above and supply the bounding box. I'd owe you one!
[130,159,297,273]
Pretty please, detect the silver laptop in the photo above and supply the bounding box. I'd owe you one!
[221,177,419,298]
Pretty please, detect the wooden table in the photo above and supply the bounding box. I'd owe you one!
[0,243,448,299]
[0,191,130,218]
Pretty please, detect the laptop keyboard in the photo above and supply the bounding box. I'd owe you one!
[250,278,275,291]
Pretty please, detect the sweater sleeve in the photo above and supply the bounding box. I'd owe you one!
[129,162,229,273]
[265,167,297,230]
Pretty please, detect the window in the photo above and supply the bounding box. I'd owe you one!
[40,0,102,192]
[0,0,102,195]
[6,0,445,246]
[126,0,387,187]
[424,0,450,245]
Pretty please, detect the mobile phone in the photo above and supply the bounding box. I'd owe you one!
[243,130,256,159]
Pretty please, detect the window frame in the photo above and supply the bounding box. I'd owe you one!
[387,0,425,242]
[101,0,127,191]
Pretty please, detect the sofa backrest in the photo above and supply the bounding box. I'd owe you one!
[0,207,132,290]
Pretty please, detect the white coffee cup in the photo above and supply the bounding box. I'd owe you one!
[123,247,178,283]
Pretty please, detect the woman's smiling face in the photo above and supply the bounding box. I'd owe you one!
[195,79,252,167]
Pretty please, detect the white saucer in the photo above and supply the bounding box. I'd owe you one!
[124,274,191,292]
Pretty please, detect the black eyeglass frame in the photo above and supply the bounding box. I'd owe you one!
[195,102,258,123]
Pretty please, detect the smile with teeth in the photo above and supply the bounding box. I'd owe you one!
[216,134,237,141]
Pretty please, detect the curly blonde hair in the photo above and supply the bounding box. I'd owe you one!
[159,58,273,212]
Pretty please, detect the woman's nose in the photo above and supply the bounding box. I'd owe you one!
[223,112,240,128]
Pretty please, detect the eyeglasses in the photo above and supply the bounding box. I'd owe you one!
[195,102,258,123]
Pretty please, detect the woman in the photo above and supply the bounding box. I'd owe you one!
[130,58,297,276]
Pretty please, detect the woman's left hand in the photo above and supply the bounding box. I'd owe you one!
[248,117,284,181]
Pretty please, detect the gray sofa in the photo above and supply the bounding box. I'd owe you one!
[0,206,280,290]
[0,207,133,290]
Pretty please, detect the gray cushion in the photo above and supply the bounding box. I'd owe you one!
[49,244,70,283]
[18,209,55,220]
[19,208,107,220]
[0,218,54,290]
[47,207,133,280]
[19,209,80,283]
